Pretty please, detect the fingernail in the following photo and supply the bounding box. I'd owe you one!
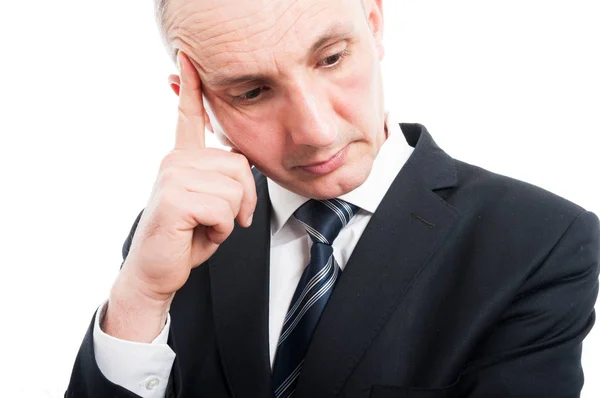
[247,214,253,226]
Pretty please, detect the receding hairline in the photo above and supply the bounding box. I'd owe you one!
[153,0,368,63]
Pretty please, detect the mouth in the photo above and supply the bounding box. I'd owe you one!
[296,144,350,176]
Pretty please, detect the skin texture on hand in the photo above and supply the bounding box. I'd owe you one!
[103,51,257,342]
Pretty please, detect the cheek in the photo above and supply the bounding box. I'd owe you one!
[208,97,284,161]
[331,58,380,132]
[345,52,379,102]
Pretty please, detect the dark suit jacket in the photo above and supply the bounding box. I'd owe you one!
[66,123,599,398]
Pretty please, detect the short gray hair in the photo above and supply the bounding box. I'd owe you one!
[153,0,368,63]
[153,0,176,62]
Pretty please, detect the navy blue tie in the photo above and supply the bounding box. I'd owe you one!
[272,198,358,398]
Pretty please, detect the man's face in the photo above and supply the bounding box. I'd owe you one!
[166,0,386,199]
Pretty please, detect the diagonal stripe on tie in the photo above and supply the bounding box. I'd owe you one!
[282,256,333,326]
[272,199,358,398]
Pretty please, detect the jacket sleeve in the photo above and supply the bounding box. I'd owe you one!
[456,210,600,397]
[65,313,149,398]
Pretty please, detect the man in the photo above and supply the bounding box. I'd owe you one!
[66,0,599,397]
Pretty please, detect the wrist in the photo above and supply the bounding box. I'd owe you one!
[113,268,174,313]
[103,273,174,342]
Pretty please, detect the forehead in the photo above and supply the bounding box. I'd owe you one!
[165,0,363,76]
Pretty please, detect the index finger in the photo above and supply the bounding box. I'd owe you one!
[175,50,206,150]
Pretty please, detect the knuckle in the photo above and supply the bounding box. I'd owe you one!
[203,147,221,156]
[224,218,235,235]
[245,186,258,208]
[248,184,258,202]
[159,168,180,184]
[160,151,179,170]
[198,195,230,224]
[233,153,249,169]
[217,197,233,216]
[220,208,235,230]
[216,198,234,221]
[231,180,244,201]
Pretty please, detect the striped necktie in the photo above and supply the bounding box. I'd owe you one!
[272,198,359,398]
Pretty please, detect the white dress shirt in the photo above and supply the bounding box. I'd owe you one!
[93,111,413,397]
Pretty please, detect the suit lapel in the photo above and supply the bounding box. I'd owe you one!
[296,124,461,398]
[209,171,274,398]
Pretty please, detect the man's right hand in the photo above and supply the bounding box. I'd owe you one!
[103,50,257,342]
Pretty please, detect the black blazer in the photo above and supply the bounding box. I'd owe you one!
[67,124,599,398]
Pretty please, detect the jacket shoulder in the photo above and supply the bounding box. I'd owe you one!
[451,159,588,220]
[444,159,597,260]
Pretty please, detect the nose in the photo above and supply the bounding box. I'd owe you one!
[285,81,337,148]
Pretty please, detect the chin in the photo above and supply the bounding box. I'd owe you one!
[289,159,374,200]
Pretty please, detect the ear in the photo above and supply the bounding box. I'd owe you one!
[365,0,385,60]
[168,74,214,133]
[168,74,181,96]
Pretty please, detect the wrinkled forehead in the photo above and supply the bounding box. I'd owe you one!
[164,0,365,76]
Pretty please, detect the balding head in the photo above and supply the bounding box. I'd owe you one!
[153,0,368,63]
[154,0,174,60]
[151,0,387,199]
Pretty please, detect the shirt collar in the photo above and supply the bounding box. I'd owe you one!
[266,110,413,236]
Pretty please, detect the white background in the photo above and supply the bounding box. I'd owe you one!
[0,1,598,396]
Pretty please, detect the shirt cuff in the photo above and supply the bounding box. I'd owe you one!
[93,301,176,398]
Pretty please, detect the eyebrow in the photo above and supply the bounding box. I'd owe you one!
[205,22,356,88]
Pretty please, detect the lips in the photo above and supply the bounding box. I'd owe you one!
[296,145,349,176]
[301,150,342,167]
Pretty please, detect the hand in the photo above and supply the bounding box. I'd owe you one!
[104,51,257,341]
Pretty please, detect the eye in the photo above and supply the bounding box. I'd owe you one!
[318,50,350,69]
[232,86,269,104]
[242,87,263,100]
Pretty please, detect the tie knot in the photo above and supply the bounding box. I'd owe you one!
[293,199,358,245]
